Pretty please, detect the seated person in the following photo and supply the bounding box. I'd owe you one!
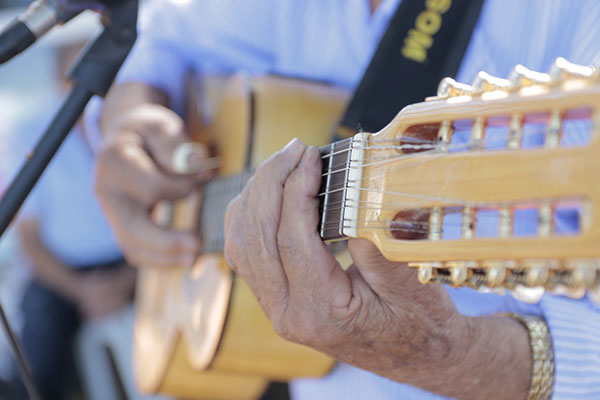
[8,45,136,400]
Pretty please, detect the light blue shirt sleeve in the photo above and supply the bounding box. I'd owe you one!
[116,0,277,113]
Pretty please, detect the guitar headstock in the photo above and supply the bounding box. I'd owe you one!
[346,58,600,297]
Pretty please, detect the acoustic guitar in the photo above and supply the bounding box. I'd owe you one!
[135,58,600,399]
[135,74,349,399]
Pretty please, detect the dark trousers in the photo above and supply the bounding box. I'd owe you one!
[10,281,80,400]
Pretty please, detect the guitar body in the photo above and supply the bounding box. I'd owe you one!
[134,75,350,399]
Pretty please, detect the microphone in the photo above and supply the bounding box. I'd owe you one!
[0,0,82,65]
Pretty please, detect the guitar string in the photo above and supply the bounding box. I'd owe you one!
[320,132,518,180]
[319,211,508,229]
[321,123,556,178]
[319,136,440,160]
[199,128,546,237]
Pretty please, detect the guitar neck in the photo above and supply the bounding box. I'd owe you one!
[200,141,357,252]
[200,169,255,253]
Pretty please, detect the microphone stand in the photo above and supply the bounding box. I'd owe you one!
[0,1,138,398]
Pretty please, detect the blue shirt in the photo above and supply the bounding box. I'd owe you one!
[18,126,122,267]
[87,0,600,398]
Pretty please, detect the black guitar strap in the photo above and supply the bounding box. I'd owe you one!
[337,0,485,137]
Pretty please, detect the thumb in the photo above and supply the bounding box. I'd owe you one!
[125,104,211,176]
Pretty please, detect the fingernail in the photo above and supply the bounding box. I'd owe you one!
[282,137,304,154]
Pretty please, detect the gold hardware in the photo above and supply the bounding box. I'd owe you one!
[498,205,512,238]
[509,65,551,88]
[550,57,596,82]
[471,71,511,93]
[565,259,598,289]
[470,116,485,147]
[545,110,562,148]
[484,262,507,287]
[526,264,550,287]
[538,203,553,237]
[462,206,475,239]
[502,314,554,400]
[417,263,433,284]
[437,120,452,150]
[507,114,523,149]
[428,207,442,240]
[437,77,473,97]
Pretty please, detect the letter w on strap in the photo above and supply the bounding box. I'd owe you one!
[337,0,484,136]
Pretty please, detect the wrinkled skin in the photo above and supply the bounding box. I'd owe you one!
[224,139,531,399]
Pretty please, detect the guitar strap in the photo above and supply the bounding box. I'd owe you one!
[337,0,485,137]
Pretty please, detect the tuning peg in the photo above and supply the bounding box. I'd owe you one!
[485,262,507,287]
[471,71,511,93]
[437,77,473,98]
[446,261,474,286]
[550,57,596,82]
[417,263,434,284]
[525,263,550,286]
[509,64,551,88]
[565,259,598,289]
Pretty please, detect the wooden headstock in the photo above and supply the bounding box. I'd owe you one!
[343,58,600,295]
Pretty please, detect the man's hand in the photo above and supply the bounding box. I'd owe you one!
[224,139,532,400]
[96,96,208,269]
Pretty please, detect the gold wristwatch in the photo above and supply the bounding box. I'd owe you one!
[504,314,555,400]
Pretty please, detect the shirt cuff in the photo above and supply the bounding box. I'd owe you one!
[503,294,600,399]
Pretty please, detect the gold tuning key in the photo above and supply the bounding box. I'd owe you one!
[437,77,473,98]
[550,57,596,82]
[471,71,511,93]
[484,261,507,287]
[565,259,598,289]
[525,264,550,287]
[509,64,551,88]
[416,263,434,284]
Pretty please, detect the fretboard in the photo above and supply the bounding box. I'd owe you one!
[199,139,355,253]
[199,169,254,253]
[318,138,354,241]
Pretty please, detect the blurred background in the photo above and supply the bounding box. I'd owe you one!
[0,2,165,399]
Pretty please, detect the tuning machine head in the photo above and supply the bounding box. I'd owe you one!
[471,71,510,94]
[550,57,597,82]
[437,77,473,98]
[509,64,551,88]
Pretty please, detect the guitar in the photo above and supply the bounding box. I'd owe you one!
[135,74,348,399]
[135,58,600,399]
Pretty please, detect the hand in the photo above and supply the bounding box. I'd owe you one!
[95,103,208,268]
[74,265,137,320]
[224,139,532,399]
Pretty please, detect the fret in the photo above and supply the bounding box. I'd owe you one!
[319,143,335,239]
[319,139,351,241]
